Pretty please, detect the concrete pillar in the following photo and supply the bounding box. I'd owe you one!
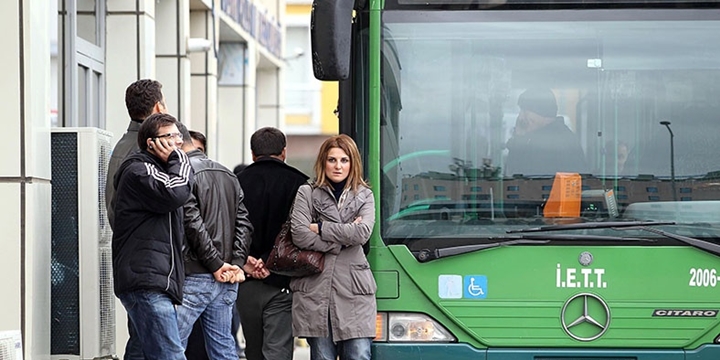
[156,0,191,124]
[218,40,255,168]
[257,68,281,130]
[189,9,219,157]
[0,2,52,359]
[106,0,157,145]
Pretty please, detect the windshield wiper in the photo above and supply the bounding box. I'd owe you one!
[507,220,720,258]
[416,234,655,262]
[417,239,548,262]
[507,221,676,233]
[624,226,720,258]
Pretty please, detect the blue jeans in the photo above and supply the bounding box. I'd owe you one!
[124,317,145,360]
[118,290,185,360]
[176,273,239,360]
[307,316,372,360]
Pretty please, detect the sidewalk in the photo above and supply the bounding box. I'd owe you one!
[293,338,309,360]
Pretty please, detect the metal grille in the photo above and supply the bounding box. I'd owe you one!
[97,135,115,354]
[50,132,80,355]
[0,331,23,360]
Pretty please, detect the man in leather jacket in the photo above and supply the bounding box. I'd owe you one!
[174,123,260,360]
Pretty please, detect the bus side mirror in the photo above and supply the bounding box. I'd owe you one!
[311,0,353,80]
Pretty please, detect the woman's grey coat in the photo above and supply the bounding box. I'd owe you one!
[289,183,377,341]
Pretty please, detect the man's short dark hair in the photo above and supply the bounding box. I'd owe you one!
[189,130,207,149]
[177,122,193,148]
[137,113,179,150]
[518,88,558,119]
[233,164,248,177]
[125,79,164,120]
[250,127,286,157]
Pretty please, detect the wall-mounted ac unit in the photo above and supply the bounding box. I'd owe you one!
[50,128,115,359]
[0,331,23,360]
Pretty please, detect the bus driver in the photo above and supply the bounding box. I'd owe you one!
[504,88,588,176]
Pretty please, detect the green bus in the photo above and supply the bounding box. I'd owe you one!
[310,0,720,358]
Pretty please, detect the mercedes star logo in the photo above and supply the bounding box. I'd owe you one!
[578,251,593,266]
[560,292,611,341]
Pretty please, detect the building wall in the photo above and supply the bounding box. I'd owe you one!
[0,0,285,358]
[0,2,52,359]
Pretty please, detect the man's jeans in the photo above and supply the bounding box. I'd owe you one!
[176,273,239,360]
[117,290,185,360]
[307,316,372,360]
[123,317,144,360]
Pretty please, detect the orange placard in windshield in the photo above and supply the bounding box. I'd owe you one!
[543,172,581,218]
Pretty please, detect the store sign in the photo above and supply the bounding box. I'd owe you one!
[221,0,282,58]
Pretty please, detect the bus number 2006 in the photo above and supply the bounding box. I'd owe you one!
[689,268,718,287]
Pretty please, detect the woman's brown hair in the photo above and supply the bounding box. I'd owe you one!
[313,134,369,191]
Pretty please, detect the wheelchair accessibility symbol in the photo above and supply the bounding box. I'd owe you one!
[463,275,487,299]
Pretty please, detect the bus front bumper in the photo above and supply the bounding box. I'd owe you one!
[371,343,720,359]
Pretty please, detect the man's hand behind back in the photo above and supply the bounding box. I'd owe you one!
[213,262,244,283]
[243,256,270,279]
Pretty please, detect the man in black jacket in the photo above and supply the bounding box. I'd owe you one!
[106,79,167,360]
[107,79,167,230]
[174,123,258,360]
[105,79,167,360]
[112,113,193,360]
[236,127,309,360]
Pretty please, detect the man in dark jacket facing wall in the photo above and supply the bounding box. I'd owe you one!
[236,127,309,360]
[112,113,193,360]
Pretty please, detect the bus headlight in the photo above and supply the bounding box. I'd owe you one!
[375,312,456,342]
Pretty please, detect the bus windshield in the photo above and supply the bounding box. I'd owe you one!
[379,8,720,246]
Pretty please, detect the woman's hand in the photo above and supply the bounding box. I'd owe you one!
[309,223,319,234]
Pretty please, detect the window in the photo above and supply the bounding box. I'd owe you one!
[433,185,446,191]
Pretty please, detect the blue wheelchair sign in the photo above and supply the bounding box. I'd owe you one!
[463,275,487,299]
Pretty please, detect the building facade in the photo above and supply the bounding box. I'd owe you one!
[283,0,339,175]
[2,0,286,358]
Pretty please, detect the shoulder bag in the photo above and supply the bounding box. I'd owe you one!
[267,185,325,277]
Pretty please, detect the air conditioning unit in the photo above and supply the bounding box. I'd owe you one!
[0,331,23,360]
[50,128,116,359]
